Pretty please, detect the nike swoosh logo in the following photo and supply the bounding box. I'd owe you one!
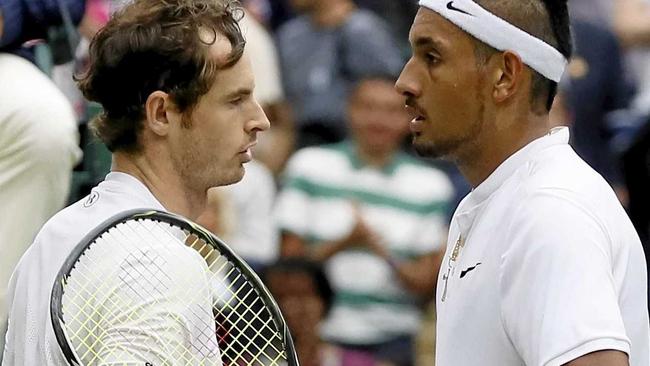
[460,262,482,278]
[446,1,474,16]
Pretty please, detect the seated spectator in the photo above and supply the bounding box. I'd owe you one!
[276,0,403,148]
[274,75,454,366]
[210,160,280,273]
[550,19,634,199]
[0,0,83,356]
[264,258,377,366]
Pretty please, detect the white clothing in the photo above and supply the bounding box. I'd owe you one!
[436,127,650,366]
[219,160,279,265]
[0,53,82,356]
[240,13,284,106]
[2,172,222,365]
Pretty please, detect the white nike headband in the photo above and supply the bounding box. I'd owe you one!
[419,0,567,82]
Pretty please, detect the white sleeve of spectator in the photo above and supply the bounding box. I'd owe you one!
[499,191,630,366]
[274,152,312,237]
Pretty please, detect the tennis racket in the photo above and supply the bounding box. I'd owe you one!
[50,209,299,366]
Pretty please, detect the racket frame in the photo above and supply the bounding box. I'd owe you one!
[50,208,299,366]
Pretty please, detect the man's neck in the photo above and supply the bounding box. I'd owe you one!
[111,151,205,221]
[456,112,550,188]
[355,143,396,170]
[310,0,355,28]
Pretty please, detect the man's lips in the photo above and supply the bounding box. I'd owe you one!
[405,101,427,133]
[405,100,428,122]
[239,141,257,154]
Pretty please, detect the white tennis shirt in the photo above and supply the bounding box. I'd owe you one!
[436,127,650,366]
[2,172,222,366]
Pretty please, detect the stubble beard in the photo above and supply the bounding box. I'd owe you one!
[413,92,486,161]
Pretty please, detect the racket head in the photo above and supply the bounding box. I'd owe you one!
[51,209,299,366]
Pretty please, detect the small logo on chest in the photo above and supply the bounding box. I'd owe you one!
[460,262,482,278]
[83,191,100,208]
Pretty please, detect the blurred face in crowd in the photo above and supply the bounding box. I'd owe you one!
[348,78,410,157]
[166,37,270,193]
[288,0,317,13]
[266,270,325,343]
[396,8,490,161]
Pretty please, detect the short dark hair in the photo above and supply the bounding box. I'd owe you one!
[472,0,572,113]
[348,72,398,102]
[263,258,334,316]
[77,0,246,152]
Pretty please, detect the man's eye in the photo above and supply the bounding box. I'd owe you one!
[425,53,439,64]
[230,97,243,105]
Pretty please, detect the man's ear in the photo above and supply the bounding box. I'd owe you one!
[491,50,524,104]
[144,91,177,136]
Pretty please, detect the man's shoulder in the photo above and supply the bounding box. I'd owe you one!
[29,194,111,255]
[520,145,618,208]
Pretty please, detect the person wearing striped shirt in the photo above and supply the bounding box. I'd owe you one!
[274,75,454,366]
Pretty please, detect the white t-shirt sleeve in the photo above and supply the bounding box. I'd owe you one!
[499,191,630,366]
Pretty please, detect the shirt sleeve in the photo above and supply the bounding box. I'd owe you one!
[499,191,630,366]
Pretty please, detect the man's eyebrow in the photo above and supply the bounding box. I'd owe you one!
[413,36,445,50]
[223,86,253,99]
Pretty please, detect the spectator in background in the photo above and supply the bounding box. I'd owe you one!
[211,160,280,273]
[549,19,634,201]
[613,0,650,308]
[355,0,418,57]
[265,258,379,366]
[277,0,404,148]
[569,0,650,116]
[275,75,453,366]
[0,0,83,357]
[613,0,650,115]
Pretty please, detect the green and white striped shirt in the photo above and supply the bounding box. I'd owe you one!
[274,142,454,344]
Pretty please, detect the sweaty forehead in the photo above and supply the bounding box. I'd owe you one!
[409,7,472,50]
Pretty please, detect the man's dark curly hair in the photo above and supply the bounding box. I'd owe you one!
[77,0,246,152]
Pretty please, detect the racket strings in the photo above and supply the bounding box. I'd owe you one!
[60,218,289,365]
[183,235,286,364]
[66,222,203,364]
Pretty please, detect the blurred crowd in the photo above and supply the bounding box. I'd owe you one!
[1,0,649,365]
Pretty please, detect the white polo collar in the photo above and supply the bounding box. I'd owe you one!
[455,127,570,233]
[100,171,166,210]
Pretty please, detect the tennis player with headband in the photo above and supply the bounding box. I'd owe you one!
[396,0,649,365]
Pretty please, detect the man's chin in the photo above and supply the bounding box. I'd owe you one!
[413,141,446,159]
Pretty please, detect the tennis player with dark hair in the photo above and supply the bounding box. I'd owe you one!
[396,0,650,365]
[1,0,269,364]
